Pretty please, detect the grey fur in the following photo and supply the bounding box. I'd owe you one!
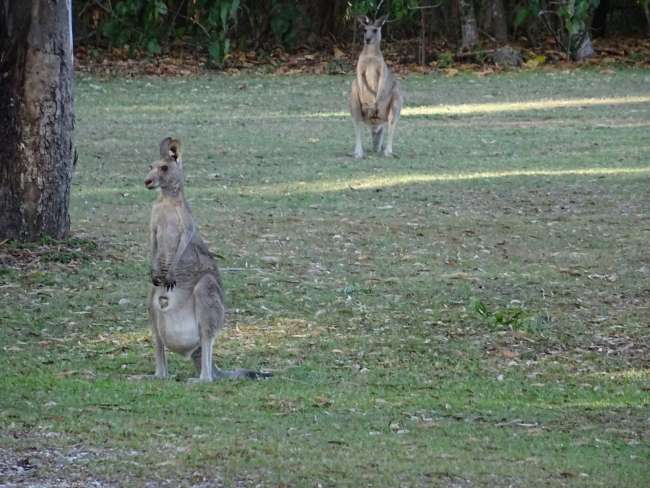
[350,15,404,158]
[145,137,271,382]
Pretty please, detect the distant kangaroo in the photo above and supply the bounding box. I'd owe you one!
[144,137,270,382]
[350,15,404,159]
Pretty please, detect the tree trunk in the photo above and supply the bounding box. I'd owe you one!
[643,1,650,36]
[318,0,341,37]
[0,0,75,241]
[591,0,609,38]
[418,0,430,65]
[484,0,508,42]
[458,0,479,50]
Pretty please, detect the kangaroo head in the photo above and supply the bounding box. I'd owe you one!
[145,137,183,191]
[357,15,388,47]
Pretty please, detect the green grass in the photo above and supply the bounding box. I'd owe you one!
[1,68,649,486]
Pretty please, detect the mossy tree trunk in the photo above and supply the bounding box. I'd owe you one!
[0,0,75,241]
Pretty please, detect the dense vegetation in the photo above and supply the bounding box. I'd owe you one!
[74,0,650,64]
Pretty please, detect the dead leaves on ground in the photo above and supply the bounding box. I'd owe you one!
[75,37,650,78]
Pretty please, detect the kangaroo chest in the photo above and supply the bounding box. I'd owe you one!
[151,204,185,265]
[358,56,384,97]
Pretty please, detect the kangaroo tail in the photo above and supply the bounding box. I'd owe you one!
[192,348,272,380]
[372,125,384,152]
[213,368,273,380]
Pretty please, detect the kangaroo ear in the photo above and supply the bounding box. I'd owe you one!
[168,139,181,161]
[374,15,388,27]
[356,15,371,26]
[159,137,172,159]
[159,137,182,161]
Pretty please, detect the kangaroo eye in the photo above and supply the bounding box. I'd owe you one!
[373,28,378,33]
[161,165,168,172]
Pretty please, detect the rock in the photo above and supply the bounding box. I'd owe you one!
[575,36,595,61]
[492,46,523,68]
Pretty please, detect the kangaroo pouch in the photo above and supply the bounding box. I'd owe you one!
[152,286,200,357]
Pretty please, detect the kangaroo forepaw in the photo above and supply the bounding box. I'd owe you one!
[151,272,164,287]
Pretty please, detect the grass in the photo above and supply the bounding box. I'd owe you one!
[1,67,649,487]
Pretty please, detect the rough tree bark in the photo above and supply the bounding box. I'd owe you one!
[0,0,75,241]
[483,0,508,42]
[418,0,431,65]
[458,0,479,50]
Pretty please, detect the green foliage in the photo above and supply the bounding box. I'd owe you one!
[559,0,600,36]
[345,0,382,17]
[437,50,455,68]
[513,0,541,28]
[269,1,301,48]
[345,0,419,32]
[99,0,168,53]
[77,0,240,64]
[471,299,539,332]
[73,0,646,64]
[515,0,600,59]
[202,0,240,66]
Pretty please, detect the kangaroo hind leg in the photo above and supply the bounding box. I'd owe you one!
[190,274,270,381]
[350,80,365,159]
[191,273,225,382]
[384,93,402,157]
[148,288,169,379]
[372,125,385,153]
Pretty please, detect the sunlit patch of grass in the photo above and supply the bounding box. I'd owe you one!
[402,95,650,116]
[94,94,650,120]
[252,166,650,195]
[588,369,650,381]
[74,164,650,197]
[304,95,650,118]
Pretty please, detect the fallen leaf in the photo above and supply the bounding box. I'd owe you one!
[524,55,546,69]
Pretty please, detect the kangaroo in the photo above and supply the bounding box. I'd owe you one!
[350,15,404,159]
[144,137,270,382]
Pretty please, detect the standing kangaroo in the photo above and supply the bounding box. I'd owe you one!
[145,137,270,381]
[350,15,404,159]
